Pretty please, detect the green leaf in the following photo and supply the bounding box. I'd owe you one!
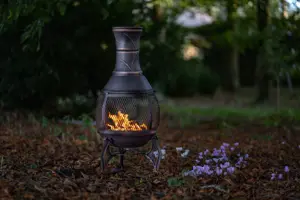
[167,177,184,187]
[53,127,62,136]
[73,1,80,7]
[78,135,87,141]
[57,3,67,16]
[30,163,38,169]
[41,116,48,128]
[100,8,109,19]
[7,10,13,20]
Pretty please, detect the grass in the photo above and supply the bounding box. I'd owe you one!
[160,104,300,128]
[161,104,300,121]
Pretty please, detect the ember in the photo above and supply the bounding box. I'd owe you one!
[106,111,148,131]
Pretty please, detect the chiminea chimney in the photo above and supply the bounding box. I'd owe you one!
[103,27,153,93]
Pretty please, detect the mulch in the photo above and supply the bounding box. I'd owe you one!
[0,114,300,200]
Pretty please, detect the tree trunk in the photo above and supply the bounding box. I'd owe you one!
[224,0,239,93]
[280,0,294,97]
[255,0,271,103]
[281,0,288,18]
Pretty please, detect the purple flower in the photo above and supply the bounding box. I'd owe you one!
[230,147,235,151]
[212,149,221,156]
[227,167,235,174]
[220,162,230,169]
[206,170,214,175]
[278,174,283,179]
[244,154,249,159]
[204,149,209,155]
[198,165,212,175]
[199,155,203,159]
[196,159,200,163]
[235,158,245,168]
[193,166,202,175]
[212,151,217,155]
[220,156,228,161]
[234,142,239,146]
[216,167,223,175]
[203,165,210,170]
[222,143,230,147]
[205,159,211,164]
[213,158,219,163]
[220,148,226,154]
[284,166,289,173]
[271,173,276,180]
[176,147,183,152]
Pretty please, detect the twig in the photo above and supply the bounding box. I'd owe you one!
[200,184,229,193]
[0,156,4,179]
[0,156,3,171]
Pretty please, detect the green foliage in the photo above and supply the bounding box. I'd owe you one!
[167,177,184,187]
[141,23,204,97]
[163,58,203,97]
[251,134,273,141]
[261,20,298,78]
[197,66,220,95]
[0,0,138,110]
[2,0,300,112]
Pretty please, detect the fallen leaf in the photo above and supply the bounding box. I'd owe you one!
[63,178,78,188]
[23,193,34,199]
[34,185,46,193]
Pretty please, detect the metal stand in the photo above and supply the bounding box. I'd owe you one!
[100,135,162,172]
[145,135,162,171]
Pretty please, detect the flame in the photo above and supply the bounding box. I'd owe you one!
[106,111,148,131]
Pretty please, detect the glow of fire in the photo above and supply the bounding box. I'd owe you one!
[106,111,148,131]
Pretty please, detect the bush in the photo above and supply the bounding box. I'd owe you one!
[163,58,202,97]
[197,66,220,95]
[0,0,137,110]
[141,23,206,97]
[141,42,219,97]
[141,41,202,97]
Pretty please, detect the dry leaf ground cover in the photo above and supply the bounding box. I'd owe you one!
[1,110,300,200]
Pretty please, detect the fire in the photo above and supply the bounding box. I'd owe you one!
[106,111,148,131]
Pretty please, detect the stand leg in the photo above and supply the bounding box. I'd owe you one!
[119,148,125,169]
[146,135,162,171]
[100,138,127,173]
[100,138,114,171]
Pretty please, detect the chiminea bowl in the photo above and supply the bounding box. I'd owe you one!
[99,131,155,148]
[96,26,160,149]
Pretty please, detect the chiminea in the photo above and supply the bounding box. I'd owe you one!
[96,26,162,172]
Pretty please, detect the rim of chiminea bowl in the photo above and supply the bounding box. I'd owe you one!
[99,129,156,136]
[112,26,142,32]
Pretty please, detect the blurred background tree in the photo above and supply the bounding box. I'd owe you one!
[0,0,300,115]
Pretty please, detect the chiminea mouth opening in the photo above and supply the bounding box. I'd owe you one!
[96,92,160,148]
[113,26,142,31]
